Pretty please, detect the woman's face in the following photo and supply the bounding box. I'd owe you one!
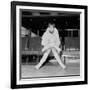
[49,24,54,33]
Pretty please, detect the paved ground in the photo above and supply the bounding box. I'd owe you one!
[21,60,80,79]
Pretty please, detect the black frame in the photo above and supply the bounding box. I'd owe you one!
[11,1,88,89]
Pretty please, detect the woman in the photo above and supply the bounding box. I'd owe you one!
[35,23,66,69]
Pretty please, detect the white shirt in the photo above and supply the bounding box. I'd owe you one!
[41,27,60,47]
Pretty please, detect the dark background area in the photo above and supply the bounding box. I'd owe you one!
[22,16,80,29]
[21,10,80,37]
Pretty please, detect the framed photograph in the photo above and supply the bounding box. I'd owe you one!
[11,1,88,89]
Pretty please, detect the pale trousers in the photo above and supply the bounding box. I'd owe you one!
[35,48,66,69]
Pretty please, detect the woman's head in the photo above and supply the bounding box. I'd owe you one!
[48,23,55,33]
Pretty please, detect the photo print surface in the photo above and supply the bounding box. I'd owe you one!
[20,9,80,79]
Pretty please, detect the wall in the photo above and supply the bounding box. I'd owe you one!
[0,0,89,90]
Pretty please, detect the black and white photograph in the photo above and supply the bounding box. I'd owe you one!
[11,1,87,89]
[21,9,80,78]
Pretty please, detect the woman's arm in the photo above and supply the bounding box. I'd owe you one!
[54,28,61,47]
[41,28,50,46]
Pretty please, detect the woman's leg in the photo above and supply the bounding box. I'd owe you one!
[54,45,61,53]
[52,48,66,69]
[42,44,51,52]
[35,49,51,69]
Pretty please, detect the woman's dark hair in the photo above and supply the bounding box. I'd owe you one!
[48,22,55,27]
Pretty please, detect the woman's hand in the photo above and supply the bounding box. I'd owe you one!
[53,45,61,53]
[42,45,50,52]
[42,44,61,53]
